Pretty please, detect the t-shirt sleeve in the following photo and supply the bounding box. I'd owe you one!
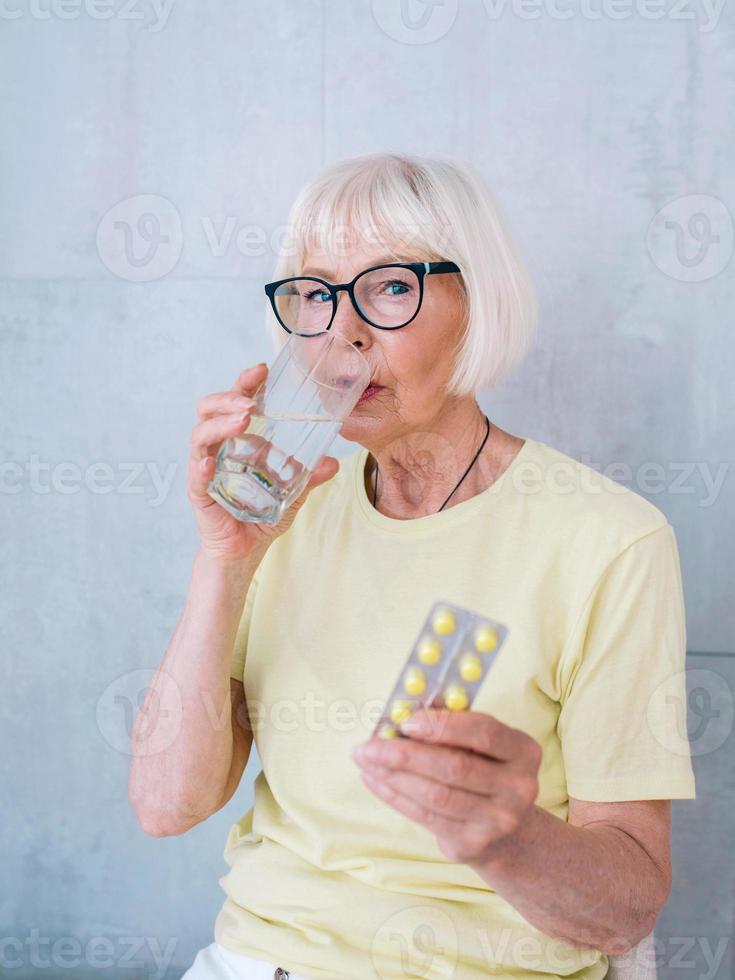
[557,522,696,802]
[229,558,264,682]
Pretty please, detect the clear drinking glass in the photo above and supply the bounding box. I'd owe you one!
[207,332,371,524]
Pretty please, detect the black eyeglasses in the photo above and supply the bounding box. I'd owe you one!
[264,260,462,335]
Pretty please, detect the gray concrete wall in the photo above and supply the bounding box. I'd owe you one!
[1,2,732,978]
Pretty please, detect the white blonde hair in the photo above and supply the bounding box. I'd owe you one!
[265,152,537,396]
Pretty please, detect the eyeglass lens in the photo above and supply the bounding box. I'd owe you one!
[273,266,421,333]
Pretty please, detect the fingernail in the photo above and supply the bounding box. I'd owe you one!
[399,715,427,735]
[352,742,378,761]
[363,763,390,778]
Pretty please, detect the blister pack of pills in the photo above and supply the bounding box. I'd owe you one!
[372,600,509,739]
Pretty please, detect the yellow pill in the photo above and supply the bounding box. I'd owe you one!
[432,608,456,635]
[377,723,398,739]
[390,700,413,725]
[474,625,497,652]
[417,637,442,665]
[403,666,426,696]
[459,652,483,682]
[443,683,469,711]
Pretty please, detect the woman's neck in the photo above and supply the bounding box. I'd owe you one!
[364,405,524,519]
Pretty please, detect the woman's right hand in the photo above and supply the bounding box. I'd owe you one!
[188,362,340,562]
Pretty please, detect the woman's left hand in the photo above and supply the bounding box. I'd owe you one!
[351,708,542,866]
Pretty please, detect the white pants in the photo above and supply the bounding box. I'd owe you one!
[181,941,312,980]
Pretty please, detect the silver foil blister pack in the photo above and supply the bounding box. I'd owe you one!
[372,600,509,739]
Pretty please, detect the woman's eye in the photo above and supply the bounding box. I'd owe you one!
[304,289,331,303]
[384,280,411,295]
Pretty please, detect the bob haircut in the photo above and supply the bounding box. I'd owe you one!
[265,152,537,397]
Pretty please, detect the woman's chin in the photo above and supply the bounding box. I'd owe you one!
[342,410,381,427]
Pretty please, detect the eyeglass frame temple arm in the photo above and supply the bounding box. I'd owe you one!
[424,261,461,276]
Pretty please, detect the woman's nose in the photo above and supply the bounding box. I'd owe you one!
[330,292,371,348]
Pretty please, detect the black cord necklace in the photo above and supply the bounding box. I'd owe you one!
[371,414,492,513]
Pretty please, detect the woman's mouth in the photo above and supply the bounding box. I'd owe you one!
[356,383,384,405]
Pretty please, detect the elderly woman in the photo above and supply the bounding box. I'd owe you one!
[129,153,696,980]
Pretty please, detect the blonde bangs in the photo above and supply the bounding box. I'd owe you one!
[286,155,455,273]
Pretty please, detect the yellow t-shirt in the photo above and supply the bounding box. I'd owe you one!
[214,436,696,980]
